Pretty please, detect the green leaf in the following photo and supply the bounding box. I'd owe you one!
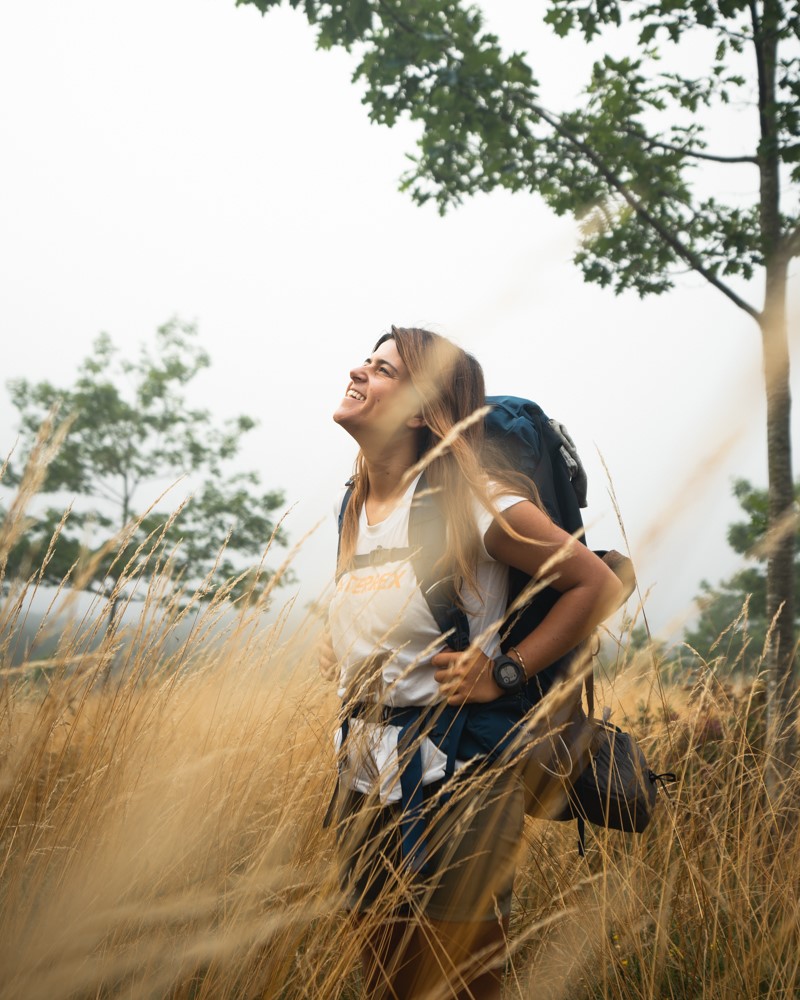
[781,142,800,164]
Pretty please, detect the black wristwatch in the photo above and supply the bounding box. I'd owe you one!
[491,654,526,694]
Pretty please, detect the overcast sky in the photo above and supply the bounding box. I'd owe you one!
[2,0,798,641]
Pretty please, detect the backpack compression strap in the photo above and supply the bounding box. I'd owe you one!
[406,478,470,654]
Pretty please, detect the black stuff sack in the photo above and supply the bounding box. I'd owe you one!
[561,720,669,834]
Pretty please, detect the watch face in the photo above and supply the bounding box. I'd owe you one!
[498,660,520,686]
[494,656,524,692]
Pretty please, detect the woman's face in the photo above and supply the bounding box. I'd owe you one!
[333,338,423,441]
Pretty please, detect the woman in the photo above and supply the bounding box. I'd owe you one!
[325,327,622,999]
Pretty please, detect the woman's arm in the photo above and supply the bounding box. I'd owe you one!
[433,499,624,705]
[484,500,624,678]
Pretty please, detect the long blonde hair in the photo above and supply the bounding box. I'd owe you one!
[337,327,537,600]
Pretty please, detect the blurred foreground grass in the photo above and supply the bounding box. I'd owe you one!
[1,454,798,998]
[2,584,798,999]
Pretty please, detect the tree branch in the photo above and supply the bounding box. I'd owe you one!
[92,482,123,506]
[528,100,762,321]
[376,0,418,37]
[617,124,758,164]
[371,0,762,319]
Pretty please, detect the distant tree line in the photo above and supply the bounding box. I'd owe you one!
[0,318,288,612]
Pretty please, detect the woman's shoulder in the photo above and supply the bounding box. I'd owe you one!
[492,486,528,507]
[470,479,529,551]
[483,477,530,513]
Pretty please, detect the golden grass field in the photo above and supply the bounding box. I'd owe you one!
[2,584,798,998]
[1,450,798,998]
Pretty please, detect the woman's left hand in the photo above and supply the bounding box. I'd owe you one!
[432,647,503,705]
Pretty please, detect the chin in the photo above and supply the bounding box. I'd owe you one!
[333,406,354,428]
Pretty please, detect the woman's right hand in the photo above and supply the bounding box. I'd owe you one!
[318,628,338,681]
[432,646,503,705]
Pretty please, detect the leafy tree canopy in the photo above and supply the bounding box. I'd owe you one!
[237,0,799,309]
[683,479,800,674]
[1,318,287,607]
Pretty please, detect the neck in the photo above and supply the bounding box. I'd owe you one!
[362,448,418,503]
[356,429,421,507]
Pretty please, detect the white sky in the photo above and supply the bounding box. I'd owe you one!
[1,0,798,641]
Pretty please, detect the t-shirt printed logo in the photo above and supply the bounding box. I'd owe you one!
[338,567,407,594]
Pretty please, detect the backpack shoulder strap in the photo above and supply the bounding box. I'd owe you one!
[407,476,470,653]
[335,479,356,582]
[337,479,355,536]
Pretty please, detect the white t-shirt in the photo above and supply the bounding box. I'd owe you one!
[328,472,525,803]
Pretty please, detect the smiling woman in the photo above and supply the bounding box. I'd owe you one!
[324,326,622,999]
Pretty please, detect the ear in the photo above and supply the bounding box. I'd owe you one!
[406,413,427,430]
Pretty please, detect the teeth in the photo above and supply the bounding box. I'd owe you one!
[347,388,366,401]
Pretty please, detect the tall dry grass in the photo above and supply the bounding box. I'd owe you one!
[1,442,799,999]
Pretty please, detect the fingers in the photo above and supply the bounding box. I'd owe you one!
[432,650,458,691]
[434,649,494,704]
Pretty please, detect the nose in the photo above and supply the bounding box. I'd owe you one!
[349,362,367,382]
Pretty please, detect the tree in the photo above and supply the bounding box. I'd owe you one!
[238,0,798,745]
[1,318,287,610]
[684,478,800,674]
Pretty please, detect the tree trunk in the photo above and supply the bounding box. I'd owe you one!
[760,258,796,771]
[753,0,796,774]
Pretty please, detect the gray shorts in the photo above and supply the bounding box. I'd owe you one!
[335,769,524,922]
